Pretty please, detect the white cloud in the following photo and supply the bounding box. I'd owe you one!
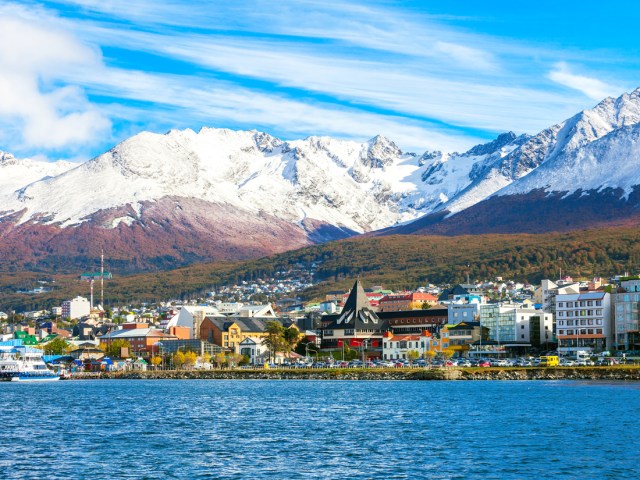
[0,6,111,151]
[548,62,620,100]
[435,41,497,72]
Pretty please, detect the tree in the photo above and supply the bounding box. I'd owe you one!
[150,356,162,369]
[238,354,250,366]
[173,351,186,369]
[443,348,456,361]
[283,327,300,359]
[201,353,211,365]
[421,302,432,310]
[102,339,131,358]
[407,350,420,364]
[424,350,436,364]
[227,352,243,367]
[262,321,286,362]
[184,351,197,370]
[43,336,70,355]
[214,352,227,368]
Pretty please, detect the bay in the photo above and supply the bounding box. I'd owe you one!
[0,380,638,479]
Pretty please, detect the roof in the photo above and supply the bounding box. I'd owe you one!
[98,328,171,340]
[446,322,481,330]
[323,280,383,330]
[204,316,291,333]
[377,308,448,320]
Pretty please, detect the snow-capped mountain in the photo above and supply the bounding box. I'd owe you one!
[3,87,640,272]
[390,87,640,235]
[0,129,451,271]
[0,151,76,196]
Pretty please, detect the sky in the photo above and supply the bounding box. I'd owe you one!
[1,0,639,161]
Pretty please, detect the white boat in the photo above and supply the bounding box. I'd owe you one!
[0,344,60,382]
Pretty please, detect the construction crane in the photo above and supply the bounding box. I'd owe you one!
[81,250,112,309]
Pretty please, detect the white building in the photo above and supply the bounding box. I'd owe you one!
[479,304,553,347]
[382,331,433,360]
[555,291,611,354]
[163,305,223,339]
[61,296,91,320]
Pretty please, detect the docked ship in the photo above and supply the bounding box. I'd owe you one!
[0,342,60,382]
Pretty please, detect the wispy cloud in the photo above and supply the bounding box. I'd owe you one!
[0,0,635,160]
[548,62,621,100]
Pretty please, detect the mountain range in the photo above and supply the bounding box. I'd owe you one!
[2,88,640,272]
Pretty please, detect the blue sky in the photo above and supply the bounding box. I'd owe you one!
[0,0,639,161]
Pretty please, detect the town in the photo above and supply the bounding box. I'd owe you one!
[2,269,639,376]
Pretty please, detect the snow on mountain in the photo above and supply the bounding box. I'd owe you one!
[492,88,640,199]
[0,151,76,197]
[416,131,530,215]
[1,128,431,233]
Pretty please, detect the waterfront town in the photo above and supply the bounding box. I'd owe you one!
[2,271,640,375]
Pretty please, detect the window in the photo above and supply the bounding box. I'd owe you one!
[521,325,525,329]
[596,300,602,306]
[324,330,333,336]
[596,329,603,334]
[567,302,573,308]
[558,302,564,308]
[521,334,525,339]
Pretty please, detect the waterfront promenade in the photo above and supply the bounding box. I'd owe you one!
[68,365,640,381]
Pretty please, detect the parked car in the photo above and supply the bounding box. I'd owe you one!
[478,360,491,367]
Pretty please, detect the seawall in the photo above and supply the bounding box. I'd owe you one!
[68,366,640,381]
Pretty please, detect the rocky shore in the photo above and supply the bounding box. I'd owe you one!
[69,366,640,381]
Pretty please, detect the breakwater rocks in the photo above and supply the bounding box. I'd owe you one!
[71,366,640,381]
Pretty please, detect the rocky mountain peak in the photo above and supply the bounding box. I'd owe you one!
[364,135,402,168]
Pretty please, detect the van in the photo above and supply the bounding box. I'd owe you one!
[539,355,559,367]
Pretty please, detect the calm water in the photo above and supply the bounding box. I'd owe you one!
[0,380,638,479]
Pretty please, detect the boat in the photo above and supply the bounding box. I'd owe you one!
[0,343,60,382]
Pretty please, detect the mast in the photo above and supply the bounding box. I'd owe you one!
[101,249,105,309]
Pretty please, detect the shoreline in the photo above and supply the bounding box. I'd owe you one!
[65,366,640,381]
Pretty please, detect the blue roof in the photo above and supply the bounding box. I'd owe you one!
[578,292,606,300]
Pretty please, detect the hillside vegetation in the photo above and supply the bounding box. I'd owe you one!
[2,227,640,311]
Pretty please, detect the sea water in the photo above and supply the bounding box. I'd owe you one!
[0,380,637,479]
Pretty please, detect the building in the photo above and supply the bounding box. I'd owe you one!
[99,323,177,358]
[448,302,481,324]
[612,278,640,351]
[162,305,223,339]
[321,280,386,351]
[555,291,611,354]
[382,331,433,360]
[440,322,487,356]
[157,339,223,357]
[199,317,298,352]
[61,297,91,320]
[378,292,438,312]
[478,304,554,352]
[380,307,448,336]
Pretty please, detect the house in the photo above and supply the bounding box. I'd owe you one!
[199,317,299,353]
[99,324,177,358]
[321,280,386,352]
[238,337,267,364]
[382,331,433,360]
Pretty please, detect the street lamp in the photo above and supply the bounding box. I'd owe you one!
[361,339,369,366]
